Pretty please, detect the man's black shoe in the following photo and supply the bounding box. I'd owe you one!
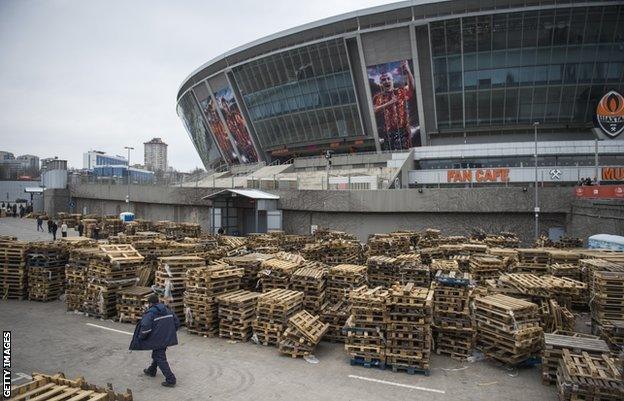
[143,369,156,377]
[161,382,176,387]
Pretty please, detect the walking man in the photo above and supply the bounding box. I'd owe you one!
[61,222,68,238]
[77,221,84,237]
[47,219,53,233]
[129,294,180,387]
[36,216,43,232]
[51,221,58,240]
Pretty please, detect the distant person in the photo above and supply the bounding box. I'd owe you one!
[77,221,84,237]
[12,204,17,217]
[217,227,225,235]
[36,216,43,232]
[19,205,25,218]
[93,225,100,240]
[61,222,68,238]
[130,293,180,388]
[47,219,53,233]
[51,221,58,240]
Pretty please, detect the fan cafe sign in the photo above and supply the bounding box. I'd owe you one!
[447,168,509,183]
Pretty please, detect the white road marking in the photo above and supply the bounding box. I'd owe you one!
[86,323,133,335]
[348,374,445,394]
[11,372,32,382]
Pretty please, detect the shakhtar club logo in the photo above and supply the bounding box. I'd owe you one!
[596,90,624,138]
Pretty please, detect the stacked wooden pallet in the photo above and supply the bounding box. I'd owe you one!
[117,286,153,323]
[598,321,624,348]
[247,233,281,253]
[327,264,367,304]
[367,233,412,257]
[438,244,465,259]
[0,238,30,300]
[549,263,581,281]
[345,286,388,367]
[493,273,587,302]
[366,255,399,287]
[469,255,504,282]
[394,254,430,287]
[418,247,443,265]
[547,249,580,268]
[430,259,459,275]
[554,236,583,248]
[313,228,357,242]
[418,228,441,248]
[514,248,550,274]
[432,271,474,360]
[542,299,575,333]
[557,349,623,401]
[258,257,301,291]
[9,372,133,401]
[281,234,314,252]
[385,284,433,374]
[591,270,624,346]
[217,290,261,341]
[291,266,326,314]
[27,242,68,302]
[462,243,489,256]
[279,310,329,357]
[83,245,144,319]
[156,255,205,322]
[488,248,519,271]
[224,253,271,291]
[541,331,609,385]
[474,294,543,365]
[303,239,362,266]
[320,300,350,342]
[163,222,201,239]
[65,247,99,311]
[81,218,99,239]
[184,263,243,335]
[253,289,303,346]
[484,233,519,248]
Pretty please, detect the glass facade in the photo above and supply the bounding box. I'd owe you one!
[95,155,127,166]
[232,38,363,149]
[92,166,154,183]
[177,92,222,167]
[431,5,624,129]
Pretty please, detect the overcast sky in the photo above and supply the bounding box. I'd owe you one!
[0,0,395,171]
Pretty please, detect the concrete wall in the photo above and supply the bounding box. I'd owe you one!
[567,199,624,241]
[63,183,582,245]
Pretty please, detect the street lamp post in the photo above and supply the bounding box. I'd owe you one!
[124,146,134,211]
[533,122,539,241]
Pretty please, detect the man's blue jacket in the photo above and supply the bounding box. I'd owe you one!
[129,303,180,351]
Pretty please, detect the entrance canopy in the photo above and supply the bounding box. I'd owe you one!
[202,189,281,235]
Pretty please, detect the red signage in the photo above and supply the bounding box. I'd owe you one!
[602,167,624,181]
[575,185,624,199]
[447,168,510,183]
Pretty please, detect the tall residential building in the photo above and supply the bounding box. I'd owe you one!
[144,138,168,172]
[83,150,128,170]
[16,154,40,170]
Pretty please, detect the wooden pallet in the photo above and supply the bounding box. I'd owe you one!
[9,372,132,401]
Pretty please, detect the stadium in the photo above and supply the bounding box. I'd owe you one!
[177,0,624,188]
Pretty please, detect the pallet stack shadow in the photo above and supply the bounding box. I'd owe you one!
[184,262,243,335]
[474,294,543,365]
[65,248,100,312]
[590,270,624,348]
[541,331,609,385]
[321,264,367,342]
[0,238,29,300]
[217,290,260,341]
[386,284,433,374]
[155,256,205,323]
[83,245,143,319]
[279,310,329,357]
[557,349,623,401]
[117,286,154,323]
[253,289,303,346]
[432,271,474,360]
[345,286,388,368]
[27,243,68,301]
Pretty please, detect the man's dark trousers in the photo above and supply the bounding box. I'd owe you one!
[146,348,176,384]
